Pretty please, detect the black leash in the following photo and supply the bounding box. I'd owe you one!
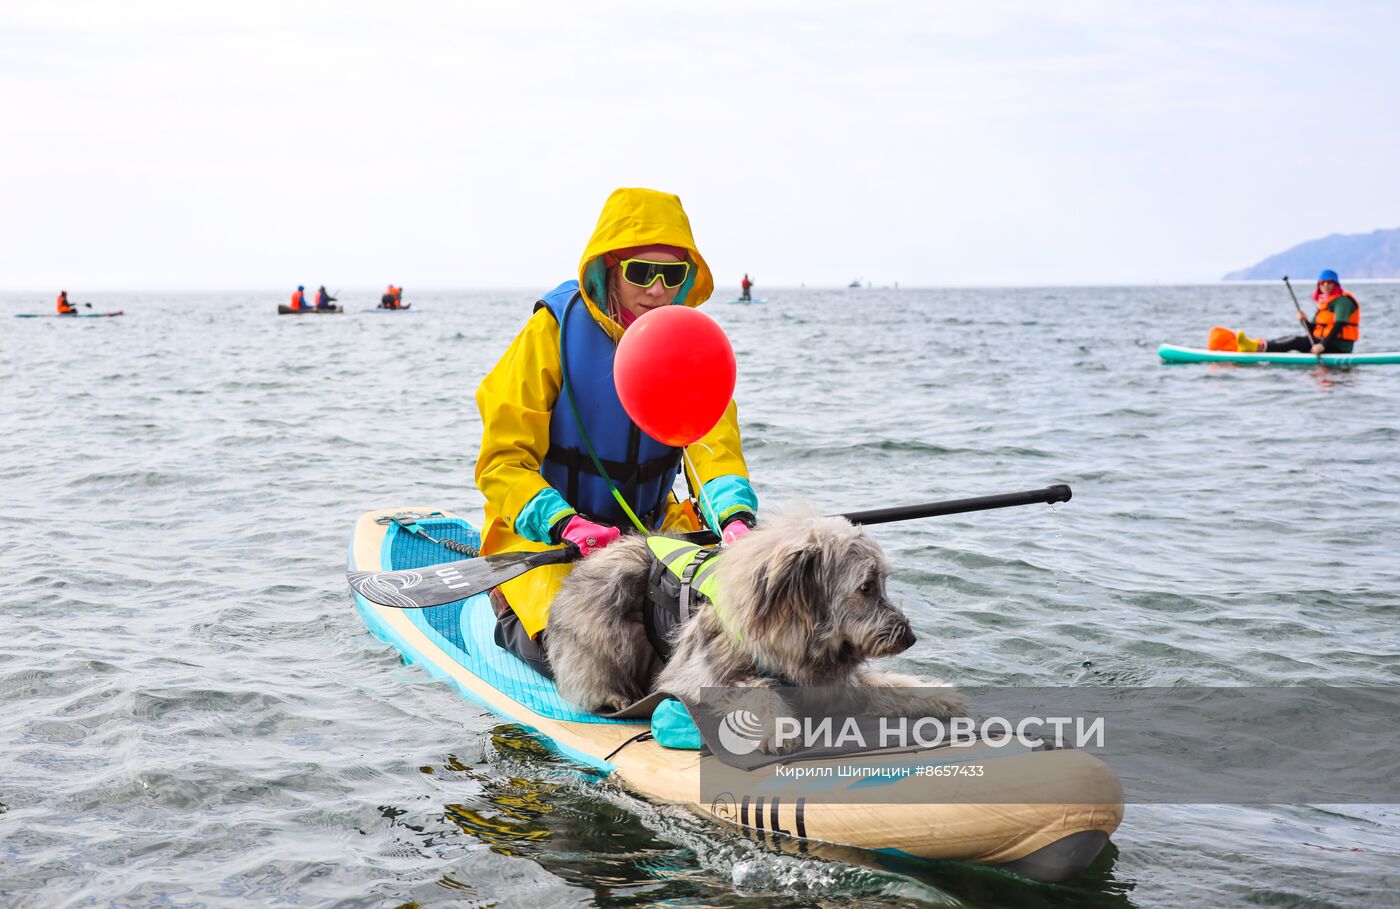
[603,731,654,763]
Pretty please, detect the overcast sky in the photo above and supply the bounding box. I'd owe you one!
[4,1,1398,290]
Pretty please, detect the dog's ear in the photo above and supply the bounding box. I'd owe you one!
[749,541,828,636]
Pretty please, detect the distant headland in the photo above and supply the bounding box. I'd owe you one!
[1224,227,1400,280]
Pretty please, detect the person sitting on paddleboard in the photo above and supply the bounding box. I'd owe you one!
[741,273,753,301]
[381,285,403,309]
[1238,269,1360,354]
[56,290,77,315]
[289,285,311,311]
[314,286,337,310]
[474,187,759,676]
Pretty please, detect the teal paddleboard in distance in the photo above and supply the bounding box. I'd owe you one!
[1158,344,1400,367]
[723,298,766,305]
[278,304,343,315]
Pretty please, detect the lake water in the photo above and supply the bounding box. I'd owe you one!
[3,284,1398,908]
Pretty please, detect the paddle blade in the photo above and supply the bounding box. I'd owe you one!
[347,546,578,609]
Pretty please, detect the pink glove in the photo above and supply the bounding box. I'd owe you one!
[559,515,621,557]
[721,519,752,545]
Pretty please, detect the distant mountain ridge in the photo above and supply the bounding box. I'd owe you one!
[1224,227,1400,280]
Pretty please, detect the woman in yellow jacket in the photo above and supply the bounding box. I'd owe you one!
[475,188,757,675]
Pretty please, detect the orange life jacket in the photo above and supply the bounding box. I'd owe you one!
[56,294,75,314]
[1313,293,1359,341]
[290,290,307,310]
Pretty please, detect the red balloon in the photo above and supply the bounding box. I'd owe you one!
[614,306,736,446]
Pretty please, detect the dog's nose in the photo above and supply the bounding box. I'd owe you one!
[894,621,917,652]
[879,613,916,654]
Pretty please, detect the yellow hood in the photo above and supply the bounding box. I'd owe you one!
[577,188,714,329]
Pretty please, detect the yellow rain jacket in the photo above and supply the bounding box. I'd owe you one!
[475,187,753,638]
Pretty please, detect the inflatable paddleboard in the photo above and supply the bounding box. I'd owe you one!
[347,507,1122,882]
[362,305,415,312]
[724,298,766,305]
[15,311,124,318]
[1158,344,1400,366]
[278,304,343,315]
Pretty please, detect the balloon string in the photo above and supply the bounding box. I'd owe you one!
[683,447,726,542]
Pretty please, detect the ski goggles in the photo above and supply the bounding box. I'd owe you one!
[617,258,690,289]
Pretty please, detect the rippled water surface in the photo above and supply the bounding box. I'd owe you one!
[3,285,1399,908]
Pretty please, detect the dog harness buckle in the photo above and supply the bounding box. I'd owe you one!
[678,546,722,622]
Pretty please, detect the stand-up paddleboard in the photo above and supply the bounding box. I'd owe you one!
[15,311,124,318]
[1158,344,1400,366]
[278,304,343,315]
[362,304,415,312]
[347,507,1122,882]
[724,298,766,305]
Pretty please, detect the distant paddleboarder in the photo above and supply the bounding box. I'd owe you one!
[56,290,77,315]
[1235,269,1360,354]
[380,285,404,309]
[740,273,753,301]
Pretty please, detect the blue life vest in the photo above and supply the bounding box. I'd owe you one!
[536,281,682,529]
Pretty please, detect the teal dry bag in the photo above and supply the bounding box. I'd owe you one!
[650,698,703,750]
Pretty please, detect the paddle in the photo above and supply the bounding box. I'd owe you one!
[347,484,1073,610]
[348,544,580,610]
[1282,276,1323,364]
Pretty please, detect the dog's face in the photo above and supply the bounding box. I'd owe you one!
[830,541,918,660]
[717,512,917,681]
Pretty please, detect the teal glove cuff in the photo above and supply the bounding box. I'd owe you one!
[516,487,576,544]
[700,475,758,529]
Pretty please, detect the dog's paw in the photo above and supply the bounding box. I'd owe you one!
[862,669,933,689]
[859,670,967,718]
[713,684,797,754]
[734,676,782,690]
[601,694,634,715]
[902,687,967,719]
[756,730,799,756]
[753,709,802,756]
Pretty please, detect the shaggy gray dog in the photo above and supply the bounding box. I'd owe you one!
[544,510,964,724]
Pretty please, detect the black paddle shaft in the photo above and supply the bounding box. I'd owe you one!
[1282,276,1319,345]
[348,484,1073,609]
[837,484,1071,526]
[679,483,1073,545]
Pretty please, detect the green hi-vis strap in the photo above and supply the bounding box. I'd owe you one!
[559,293,651,535]
[646,537,740,642]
